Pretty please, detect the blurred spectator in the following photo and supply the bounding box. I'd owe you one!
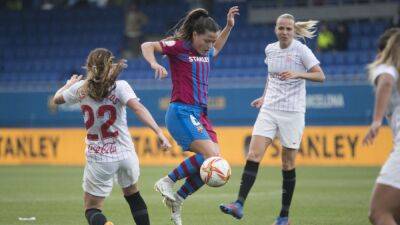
[41,0,55,10]
[5,0,23,10]
[123,3,148,58]
[317,23,335,52]
[333,22,349,51]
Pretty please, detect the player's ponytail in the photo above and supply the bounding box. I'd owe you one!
[278,14,318,40]
[83,48,125,101]
[368,32,400,83]
[169,8,219,41]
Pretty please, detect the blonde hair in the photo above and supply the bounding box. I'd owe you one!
[277,14,318,40]
[368,32,400,83]
[83,48,126,101]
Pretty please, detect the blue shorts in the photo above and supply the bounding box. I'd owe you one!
[166,102,218,151]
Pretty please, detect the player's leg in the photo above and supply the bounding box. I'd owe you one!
[369,150,400,225]
[219,135,272,219]
[84,193,110,225]
[220,109,277,219]
[155,104,216,201]
[273,111,304,225]
[272,147,296,225]
[83,162,116,225]
[369,184,400,225]
[118,152,150,225]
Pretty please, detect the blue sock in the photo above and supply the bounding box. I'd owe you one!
[168,154,205,182]
[177,173,205,199]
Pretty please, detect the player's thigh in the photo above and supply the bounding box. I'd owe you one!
[370,183,400,217]
[117,151,140,193]
[82,161,118,198]
[247,135,273,162]
[190,139,219,158]
[281,147,297,170]
[276,111,305,149]
[84,192,105,210]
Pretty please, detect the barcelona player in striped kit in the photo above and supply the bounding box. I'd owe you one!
[141,6,239,225]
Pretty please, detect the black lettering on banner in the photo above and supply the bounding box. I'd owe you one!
[49,136,59,157]
[334,135,344,158]
[39,136,47,157]
[348,135,358,158]
[322,136,332,158]
[143,137,153,156]
[307,136,320,158]
[5,137,13,157]
[16,137,27,157]
[28,137,37,158]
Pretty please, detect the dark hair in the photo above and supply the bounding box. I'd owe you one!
[83,48,125,101]
[377,27,400,52]
[170,8,219,41]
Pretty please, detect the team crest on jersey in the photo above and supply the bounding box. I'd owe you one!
[190,114,203,133]
[163,40,176,47]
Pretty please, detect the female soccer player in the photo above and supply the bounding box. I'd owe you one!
[220,13,325,225]
[52,48,171,225]
[363,29,400,225]
[141,6,239,225]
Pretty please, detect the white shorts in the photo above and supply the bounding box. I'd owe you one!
[83,151,140,197]
[252,109,305,149]
[376,149,400,190]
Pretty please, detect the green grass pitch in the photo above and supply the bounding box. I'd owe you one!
[0,166,378,225]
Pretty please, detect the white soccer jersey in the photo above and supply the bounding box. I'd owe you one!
[371,64,400,118]
[63,80,139,162]
[262,39,320,113]
[371,64,400,148]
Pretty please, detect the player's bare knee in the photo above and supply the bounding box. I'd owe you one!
[247,150,263,162]
[122,184,138,196]
[281,159,295,170]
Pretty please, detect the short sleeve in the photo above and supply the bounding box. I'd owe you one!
[159,39,185,57]
[62,80,84,104]
[117,80,139,105]
[301,45,320,71]
[371,64,399,85]
[264,44,270,65]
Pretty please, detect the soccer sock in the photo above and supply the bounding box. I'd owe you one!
[177,173,205,199]
[85,208,107,225]
[168,154,205,182]
[124,191,150,225]
[279,169,296,218]
[236,160,260,206]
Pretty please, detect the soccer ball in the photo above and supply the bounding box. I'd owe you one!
[200,156,231,187]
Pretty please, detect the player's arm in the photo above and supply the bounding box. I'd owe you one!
[213,6,239,57]
[52,74,83,105]
[363,73,394,145]
[279,65,325,82]
[126,98,171,149]
[251,78,268,108]
[141,41,168,79]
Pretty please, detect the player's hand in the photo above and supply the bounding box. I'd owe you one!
[151,62,168,80]
[279,71,300,80]
[66,74,83,87]
[226,6,239,28]
[158,133,172,150]
[251,97,264,108]
[362,121,382,146]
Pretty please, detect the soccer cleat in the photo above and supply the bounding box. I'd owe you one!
[154,176,176,201]
[104,222,114,225]
[272,217,291,225]
[163,194,183,225]
[219,202,243,219]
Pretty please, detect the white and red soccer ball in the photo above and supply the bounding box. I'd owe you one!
[200,156,231,187]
